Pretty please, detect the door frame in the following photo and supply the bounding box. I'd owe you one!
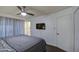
[74,7,79,52]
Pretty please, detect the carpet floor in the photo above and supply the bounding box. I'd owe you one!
[46,45,65,52]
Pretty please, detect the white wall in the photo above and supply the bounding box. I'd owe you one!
[30,7,77,51]
[30,15,57,46]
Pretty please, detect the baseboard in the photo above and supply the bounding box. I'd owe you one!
[46,42,57,47]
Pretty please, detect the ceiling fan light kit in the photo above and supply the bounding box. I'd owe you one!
[17,6,34,16]
[21,12,27,16]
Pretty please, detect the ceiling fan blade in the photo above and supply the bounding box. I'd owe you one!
[17,6,35,16]
[17,13,21,15]
[27,12,34,16]
[17,6,22,11]
[23,6,26,9]
[22,6,26,12]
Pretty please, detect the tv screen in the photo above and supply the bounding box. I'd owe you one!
[36,23,45,30]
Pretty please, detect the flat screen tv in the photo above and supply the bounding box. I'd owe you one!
[36,23,45,30]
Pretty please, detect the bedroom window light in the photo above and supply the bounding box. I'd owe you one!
[24,21,31,36]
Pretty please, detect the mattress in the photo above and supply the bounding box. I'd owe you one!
[4,35,46,52]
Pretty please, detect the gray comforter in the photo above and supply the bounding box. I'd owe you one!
[4,35,46,52]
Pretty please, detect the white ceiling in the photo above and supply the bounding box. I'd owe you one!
[0,6,71,17]
[28,6,70,14]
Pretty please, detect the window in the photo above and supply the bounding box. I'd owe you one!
[24,21,31,36]
[0,16,31,38]
[14,20,24,36]
[0,17,5,37]
[5,18,14,36]
[0,17,25,38]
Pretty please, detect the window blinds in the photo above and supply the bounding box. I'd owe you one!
[0,17,24,38]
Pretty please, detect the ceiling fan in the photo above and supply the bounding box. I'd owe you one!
[17,6,34,16]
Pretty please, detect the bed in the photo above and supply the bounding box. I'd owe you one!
[0,35,46,52]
